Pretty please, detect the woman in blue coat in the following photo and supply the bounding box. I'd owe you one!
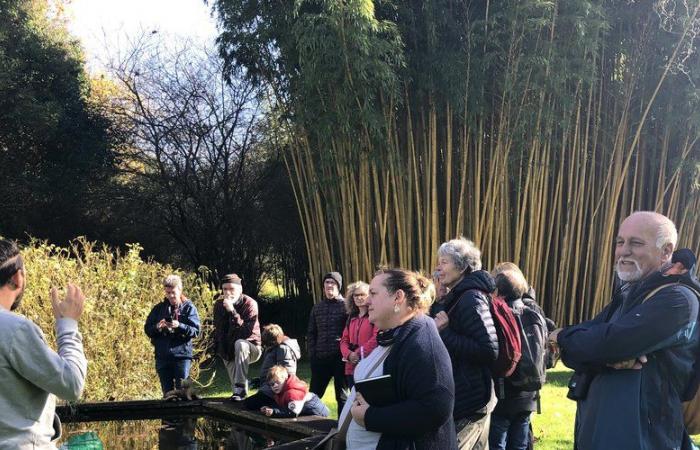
[144,274,201,395]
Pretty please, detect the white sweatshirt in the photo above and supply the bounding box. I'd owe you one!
[0,308,87,449]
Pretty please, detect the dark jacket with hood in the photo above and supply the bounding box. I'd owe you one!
[306,296,347,360]
[364,314,456,450]
[558,269,700,450]
[493,295,544,416]
[213,294,261,360]
[259,337,301,378]
[144,299,201,361]
[430,270,499,420]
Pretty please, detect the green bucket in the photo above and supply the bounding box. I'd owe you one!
[58,431,104,450]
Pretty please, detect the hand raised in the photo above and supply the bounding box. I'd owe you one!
[50,284,85,321]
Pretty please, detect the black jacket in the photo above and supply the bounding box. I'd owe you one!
[431,270,499,420]
[558,270,700,450]
[364,314,456,450]
[306,296,347,359]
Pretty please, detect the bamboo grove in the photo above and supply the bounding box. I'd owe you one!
[214,0,700,325]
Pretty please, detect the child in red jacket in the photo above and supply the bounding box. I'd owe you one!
[339,281,378,388]
[250,366,329,418]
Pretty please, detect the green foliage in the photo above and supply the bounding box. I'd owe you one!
[0,0,116,243]
[16,237,217,401]
[216,0,404,165]
[215,0,700,309]
[291,0,404,156]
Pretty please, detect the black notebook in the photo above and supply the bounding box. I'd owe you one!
[355,374,395,407]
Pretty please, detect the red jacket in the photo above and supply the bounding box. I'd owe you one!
[273,375,308,407]
[339,314,378,375]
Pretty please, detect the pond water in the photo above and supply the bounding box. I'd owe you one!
[57,416,294,449]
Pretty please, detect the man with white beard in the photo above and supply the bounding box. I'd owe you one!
[549,211,700,450]
[213,273,261,401]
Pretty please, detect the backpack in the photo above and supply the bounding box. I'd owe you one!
[522,292,559,369]
[488,293,522,378]
[639,282,700,433]
[508,299,548,391]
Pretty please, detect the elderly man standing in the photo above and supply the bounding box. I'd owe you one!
[0,239,88,448]
[145,274,201,396]
[550,211,700,450]
[307,271,348,413]
[213,273,261,401]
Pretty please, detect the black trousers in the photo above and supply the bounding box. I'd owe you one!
[310,356,347,413]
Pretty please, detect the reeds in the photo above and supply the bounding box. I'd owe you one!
[279,1,700,324]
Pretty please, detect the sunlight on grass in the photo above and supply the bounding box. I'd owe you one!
[532,366,576,449]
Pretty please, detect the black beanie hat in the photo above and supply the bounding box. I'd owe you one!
[673,248,697,270]
[322,272,342,290]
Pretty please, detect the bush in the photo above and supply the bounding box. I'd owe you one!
[16,238,216,401]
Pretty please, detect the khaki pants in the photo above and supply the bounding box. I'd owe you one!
[456,391,497,450]
[456,413,492,450]
[222,339,261,392]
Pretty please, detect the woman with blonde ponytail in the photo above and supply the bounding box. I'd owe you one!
[339,268,456,450]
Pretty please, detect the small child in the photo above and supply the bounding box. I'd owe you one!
[258,324,301,381]
[245,365,329,418]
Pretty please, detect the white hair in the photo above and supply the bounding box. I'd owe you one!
[438,237,482,272]
[628,211,677,249]
[163,274,183,289]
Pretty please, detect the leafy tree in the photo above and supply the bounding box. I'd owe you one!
[0,0,116,242]
[104,35,305,295]
[214,0,700,322]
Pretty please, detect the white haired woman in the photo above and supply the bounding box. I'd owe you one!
[431,237,499,450]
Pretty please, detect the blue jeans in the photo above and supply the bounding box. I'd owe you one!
[155,359,191,395]
[488,412,532,450]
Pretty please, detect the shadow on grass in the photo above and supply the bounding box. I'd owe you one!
[198,358,316,398]
[546,365,573,388]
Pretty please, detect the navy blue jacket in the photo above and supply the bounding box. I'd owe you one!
[431,270,499,419]
[558,270,700,450]
[144,299,201,361]
[364,314,456,450]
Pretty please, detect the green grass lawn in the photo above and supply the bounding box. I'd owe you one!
[531,366,576,449]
